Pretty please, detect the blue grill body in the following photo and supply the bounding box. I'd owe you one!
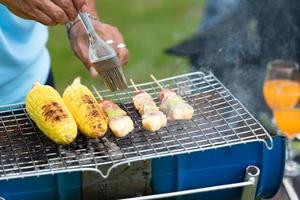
[0,172,81,200]
[152,136,285,200]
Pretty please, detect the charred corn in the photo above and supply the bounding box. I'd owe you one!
[25,82,78,145]
[63,77,108,138]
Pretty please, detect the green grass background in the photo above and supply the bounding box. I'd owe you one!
[48,0,205,93]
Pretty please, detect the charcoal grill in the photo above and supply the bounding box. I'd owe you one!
[0,71,279,200]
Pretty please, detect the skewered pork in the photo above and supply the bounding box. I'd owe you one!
[133,91,167,131]
[99,100,134,138]
[159,89,194,120]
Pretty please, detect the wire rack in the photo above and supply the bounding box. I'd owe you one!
[0,71,273,180]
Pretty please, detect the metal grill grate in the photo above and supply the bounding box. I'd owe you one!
[0,71,273,180]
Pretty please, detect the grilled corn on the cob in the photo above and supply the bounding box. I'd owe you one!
[25,82,78,145]
[63,77,108,138]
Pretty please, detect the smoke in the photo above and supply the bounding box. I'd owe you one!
[186,0,300,119]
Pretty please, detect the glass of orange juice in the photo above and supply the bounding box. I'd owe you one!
[263,60,300,177]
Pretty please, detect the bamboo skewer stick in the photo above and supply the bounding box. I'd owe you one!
[150,74,164,90]
[91,85,104,101]
[129,79,140,92]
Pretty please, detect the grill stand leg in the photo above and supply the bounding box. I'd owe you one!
[121,165,260,200]
[241,165,260,200]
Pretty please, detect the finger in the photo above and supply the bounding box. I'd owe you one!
[8,6,57,26]
[94,23,119,59]
[118,48,129,65]
[80,3,89,12]
[5,6,30,20]
[35,8,58,26]
[77,45,96,77]
[89,67,98,77]
[72,0,87,12]
[39,1,69,25]
[69,22,96,77]
[94,23,129,64]
[109,26,129,64]
[78,43,93,68]
[106,26,121,50]
[51,0,78,21]
[94,23,115,44]
[72,41,94,76]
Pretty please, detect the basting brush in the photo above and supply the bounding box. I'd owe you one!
[78,12,128,91]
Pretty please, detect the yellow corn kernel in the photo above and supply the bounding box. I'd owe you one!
[63,77,108,138]
[25,82,78,145]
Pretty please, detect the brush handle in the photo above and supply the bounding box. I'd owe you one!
[78,12,117,62]
[78,12,97,37]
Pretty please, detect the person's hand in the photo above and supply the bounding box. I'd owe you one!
[69,19,129,77]
[0,0,87,25]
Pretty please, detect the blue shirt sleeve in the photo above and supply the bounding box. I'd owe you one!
[0,4,50,105]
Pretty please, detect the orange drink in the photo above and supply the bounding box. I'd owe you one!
[274,109,300,139]
[263,79,300,110]
[263,60,300,177]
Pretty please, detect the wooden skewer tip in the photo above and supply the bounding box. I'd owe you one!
[150,74,164,89]
[91,85,103,101]
[130,79,139,92]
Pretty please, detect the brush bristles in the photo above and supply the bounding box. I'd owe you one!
[93,57,128,91]
[99,67,128,91]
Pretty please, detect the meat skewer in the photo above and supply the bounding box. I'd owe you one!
[150,74,194,120]
[130,79,167,132]
[92,85,134,138]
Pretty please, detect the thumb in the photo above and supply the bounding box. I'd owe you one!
[82,60,98,77]
[89,66,98,77]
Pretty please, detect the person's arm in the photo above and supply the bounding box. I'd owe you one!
[0,0,87,25]
[0,0,129,76]
[68,0,129,77]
